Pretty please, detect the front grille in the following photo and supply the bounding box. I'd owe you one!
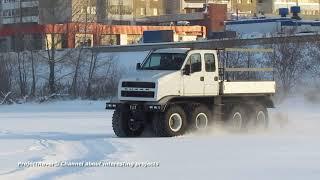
[121,91,155,98]
[122,82,155,88]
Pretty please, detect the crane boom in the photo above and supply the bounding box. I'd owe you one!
[91,34,320,53]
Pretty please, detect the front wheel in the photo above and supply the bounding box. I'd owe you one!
[153,105,188,137]
[112,108,144,137]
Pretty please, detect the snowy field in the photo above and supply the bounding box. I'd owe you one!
[0,97,320,180]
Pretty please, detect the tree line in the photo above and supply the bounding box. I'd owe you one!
[0,48,126,104]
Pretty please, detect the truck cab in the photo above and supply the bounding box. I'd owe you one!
[118,48,220,102]
[107,48,275,137]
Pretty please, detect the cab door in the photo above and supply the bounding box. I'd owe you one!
[182,52,205,95]
[203,51,220,96]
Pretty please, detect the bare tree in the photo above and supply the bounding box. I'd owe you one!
[85,49,98,98]
[39,0,91,96]
[266,35,306,96]
[305,41,320,82]
[0,53,15,104]
[70,0,95,97]
[17,52,28,97]
[220,50,246,80]
[0,55,11,94]
[30,50,36,97]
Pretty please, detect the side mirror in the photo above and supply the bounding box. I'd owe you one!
[136,63,141,70]
[183,65,190,75]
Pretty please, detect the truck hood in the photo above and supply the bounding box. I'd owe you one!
[119,70,182,102]
[123,70,178,81]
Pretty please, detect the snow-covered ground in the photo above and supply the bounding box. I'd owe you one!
[0,97,320,180]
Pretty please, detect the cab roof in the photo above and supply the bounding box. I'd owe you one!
[153,48,190,54]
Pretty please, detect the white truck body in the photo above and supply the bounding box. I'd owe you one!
[109,48,276,137]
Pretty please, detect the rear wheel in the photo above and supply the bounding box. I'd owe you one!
[226,105,248,132]
[253,105,269,130]
[112,108,144,137]
[153,105,188,137]
[191,105,211,131]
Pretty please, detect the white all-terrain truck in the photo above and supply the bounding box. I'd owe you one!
[106,48,276,137]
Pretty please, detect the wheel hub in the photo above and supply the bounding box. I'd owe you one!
[195,113,208,129]
[256,111,266,128]
[169,113,183,132]
[232,112,243,129]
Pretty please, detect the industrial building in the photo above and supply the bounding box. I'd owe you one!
[225,18,320,37]
[0,23,206,51]
[0,0,39,24]
[0,0,167,25]
[273,0,320,19]
[2,0,320,53]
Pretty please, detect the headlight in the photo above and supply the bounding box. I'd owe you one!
[106,103,118,109]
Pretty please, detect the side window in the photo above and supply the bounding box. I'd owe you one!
[144,54,161,68]
[189,53,202,73]
[204,53,216,72]
[150,55,161,67]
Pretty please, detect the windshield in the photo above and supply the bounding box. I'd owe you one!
[141,53,186,70]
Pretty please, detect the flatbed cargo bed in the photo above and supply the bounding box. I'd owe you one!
[222,81,276,95]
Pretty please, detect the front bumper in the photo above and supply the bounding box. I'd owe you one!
[105,102,165,112]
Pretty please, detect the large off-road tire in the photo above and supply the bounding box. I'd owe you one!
[252,105,269,130]
[153,105,188,137]
[112,108,144,137]
[190,105,211,131]
[226,105,249,132]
